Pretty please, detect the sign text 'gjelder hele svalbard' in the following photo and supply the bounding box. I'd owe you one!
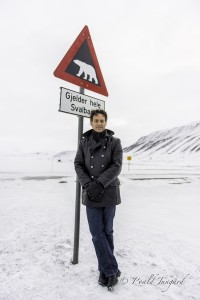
[59,87,105,118]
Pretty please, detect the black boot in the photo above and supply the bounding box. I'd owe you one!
[116,269,121,278]
[107,275,118,290]
[98,272,108,286]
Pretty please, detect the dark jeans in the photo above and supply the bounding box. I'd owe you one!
[86,206,118,277]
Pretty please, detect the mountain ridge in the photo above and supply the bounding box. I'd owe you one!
[123,121,200,156]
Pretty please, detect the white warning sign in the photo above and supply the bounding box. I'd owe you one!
[59,87,105,118]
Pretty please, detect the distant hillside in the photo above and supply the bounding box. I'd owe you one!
[53,151,76,161]
[123,121,200,156]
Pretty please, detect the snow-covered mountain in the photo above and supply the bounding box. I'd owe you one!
[53,121,200,160]
[123,121,200,156]
[53,151,76,161]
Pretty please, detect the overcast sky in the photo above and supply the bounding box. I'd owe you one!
[0,0,200,153]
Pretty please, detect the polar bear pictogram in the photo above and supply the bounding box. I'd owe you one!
[73,59,98,84]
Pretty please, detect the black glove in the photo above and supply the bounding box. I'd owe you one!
[85,180,104,202]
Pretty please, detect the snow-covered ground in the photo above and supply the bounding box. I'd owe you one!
[0,153,200,300]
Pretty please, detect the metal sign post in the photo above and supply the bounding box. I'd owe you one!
[127,156,132,171]
[72,87,84,264]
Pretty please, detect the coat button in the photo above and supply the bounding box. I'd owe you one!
[91,166,94,168]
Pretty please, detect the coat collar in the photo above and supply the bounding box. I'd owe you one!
[82,129,114,139]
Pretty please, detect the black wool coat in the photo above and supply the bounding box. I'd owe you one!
[74,129,123,207]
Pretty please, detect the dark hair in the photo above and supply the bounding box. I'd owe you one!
[90,109,107,122]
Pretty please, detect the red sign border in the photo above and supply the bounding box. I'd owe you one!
[54,25,108,97]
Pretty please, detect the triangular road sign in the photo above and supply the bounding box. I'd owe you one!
[54,25,108,96]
